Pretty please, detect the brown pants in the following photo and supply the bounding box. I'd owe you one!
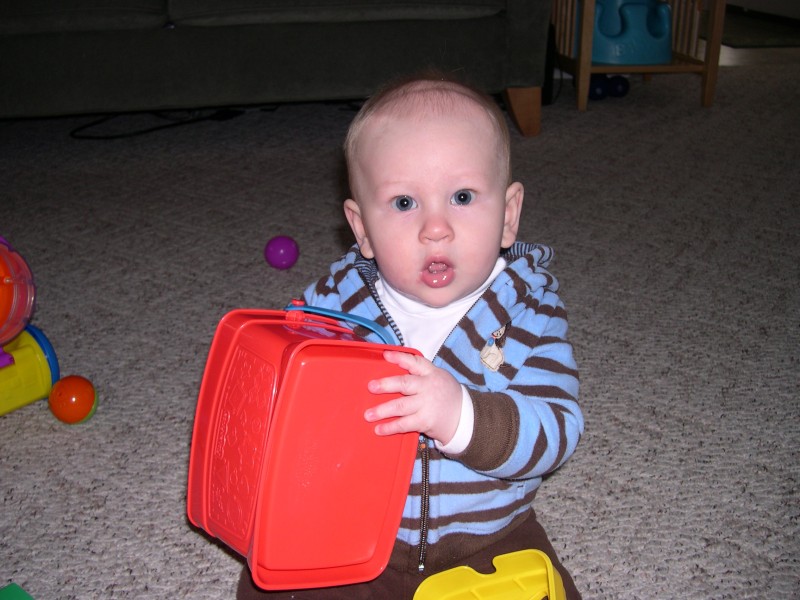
[237,514,581,600]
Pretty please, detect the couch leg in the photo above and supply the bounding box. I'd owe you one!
[504,87,542,137]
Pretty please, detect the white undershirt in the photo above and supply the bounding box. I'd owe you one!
[375,258,506,453]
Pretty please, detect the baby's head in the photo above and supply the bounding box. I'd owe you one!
[344,75,512,192]
[342,74,523,308]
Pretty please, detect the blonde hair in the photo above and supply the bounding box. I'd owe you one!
[344,73,512,191]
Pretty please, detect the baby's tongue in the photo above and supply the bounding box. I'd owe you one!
[428,262,448,273]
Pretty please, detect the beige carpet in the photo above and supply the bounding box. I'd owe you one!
[1,63,798,598]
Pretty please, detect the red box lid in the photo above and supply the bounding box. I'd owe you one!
[188,310,418,590]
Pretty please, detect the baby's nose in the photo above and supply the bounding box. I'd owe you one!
[420,213,454,243]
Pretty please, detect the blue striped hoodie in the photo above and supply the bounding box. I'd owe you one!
[301,241,583,572]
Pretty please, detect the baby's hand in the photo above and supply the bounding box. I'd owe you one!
[364,350,463,445]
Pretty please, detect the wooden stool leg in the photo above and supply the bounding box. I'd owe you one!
[575,0,596,111]
[702,0,726,107]
[504,87,542,137]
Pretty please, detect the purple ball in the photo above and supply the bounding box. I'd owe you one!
[264,235,299,270]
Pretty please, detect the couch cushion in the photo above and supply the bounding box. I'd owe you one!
[0,0,167,35]
[168,0,505,27]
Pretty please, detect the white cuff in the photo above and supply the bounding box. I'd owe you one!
[435,386,474,455]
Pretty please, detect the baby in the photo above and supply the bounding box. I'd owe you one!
[238,75,584,599]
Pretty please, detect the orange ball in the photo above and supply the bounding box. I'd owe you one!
[48,375,97,424]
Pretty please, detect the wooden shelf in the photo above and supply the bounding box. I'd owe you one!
[551,0,727,110]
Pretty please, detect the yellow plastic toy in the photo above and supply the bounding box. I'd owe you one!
[0,326,59,416]
[0,236,60,416]
[413,549,565,600]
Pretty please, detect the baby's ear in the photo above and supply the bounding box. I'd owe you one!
[501,182,524,248]
[344,199,375,258]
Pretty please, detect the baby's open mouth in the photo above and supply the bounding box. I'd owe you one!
[427,261,448,274]
[422,260,454,288]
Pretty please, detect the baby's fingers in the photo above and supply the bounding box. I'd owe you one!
[382,349,433,375]
[364,396,420,436]
[371,415,418,436]
[367,373,415,396]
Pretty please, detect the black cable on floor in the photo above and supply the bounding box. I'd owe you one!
[69,109,244,140]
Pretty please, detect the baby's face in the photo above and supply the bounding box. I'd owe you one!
[345,105,522,308]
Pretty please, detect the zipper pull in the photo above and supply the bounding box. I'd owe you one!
[480,341,504,371]
[480,325,507,371]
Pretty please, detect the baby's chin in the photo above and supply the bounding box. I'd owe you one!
[400,287,470,309]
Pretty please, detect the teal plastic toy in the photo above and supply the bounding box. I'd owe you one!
[579,0,672,65]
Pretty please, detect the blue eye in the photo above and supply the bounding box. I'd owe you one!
[451,190,474,206]
[393,195,417,211]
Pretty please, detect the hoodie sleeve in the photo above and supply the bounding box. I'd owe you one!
[440,248,583,480]
[456,304,582,479]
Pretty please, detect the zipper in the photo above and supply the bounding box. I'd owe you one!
[363,275,405,345]
[415,315,510,573]
[412,301,500,574]
[417,434,430,573]
[360,269,429,571]
[358,262,511,574]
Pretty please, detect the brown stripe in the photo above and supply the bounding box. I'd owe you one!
[428,488,536,529]
[524,355,579,378]
[437,345,483,386]
[399,487,536,532]
[551,403,569,467]
[458,316,487,353]
[507,326,540,348]
[510,384,576,402]
[340,285,371,313]
[510,422,547,479]
[507,263,531,298]
[313,277,332,296]
[408,477,513,497]
[526,254,555,288]
[482,286,512,326]
[530,302,566,319]
[458,391,519,471]
[509,403,574,479]
[498,362,519,380]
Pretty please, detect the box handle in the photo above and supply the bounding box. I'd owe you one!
[285,300,395,345]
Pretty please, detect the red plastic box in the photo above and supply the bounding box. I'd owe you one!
[187,309,419,590]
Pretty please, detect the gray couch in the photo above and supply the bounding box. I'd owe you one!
[0,1,553,135]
